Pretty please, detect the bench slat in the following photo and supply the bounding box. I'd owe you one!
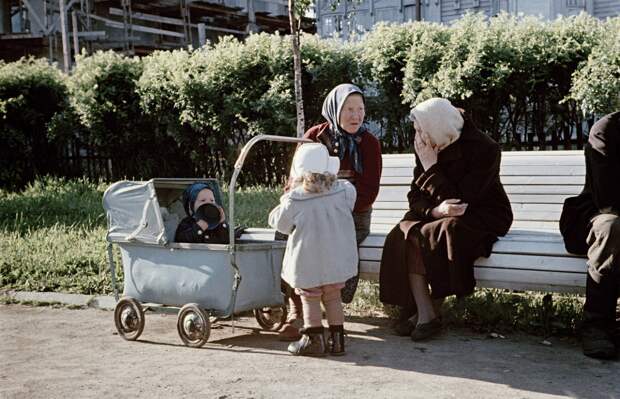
[382,158,415,168]
[498,233,564,242]
[503,185,581,195]
[367,224,561,235]
[359,258,586,276]
[383,151,584,158]
[373,202,565,212]
[371,209,563,222]
[507,194,569,204]
[381,159,584,169]
[501,175,584,185]
[500,165,585,175]
[370,215,562,227]
[359,231,567,249]
[502,220,561,229]
[365,221,564,232]
[476,253,586,271]
[382,175,586,186]
[373,201,410,210]
[359,260,586,291]
[376,187,414,202]
[380,176,413,185]
[360,239,582,261]
[475,269,585,292]
[500,156,584,166]
[381,167,414,177]
[512,211,562,221]
[378,189,576,204]
[500,150,583,156]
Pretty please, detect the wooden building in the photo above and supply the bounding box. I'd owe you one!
[0,0,314,69]
[316,0,620,39]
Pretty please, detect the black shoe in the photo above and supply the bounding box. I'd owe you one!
[582,322,616,360]
[411,318,442,342]
[288,327,327,357]
[393,316,417,336]
[328,325,346,356]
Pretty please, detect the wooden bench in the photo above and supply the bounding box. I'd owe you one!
[245,150,588,294]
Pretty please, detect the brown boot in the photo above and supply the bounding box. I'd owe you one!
[278,319,302,341]
[288,327,327,357]
[278,293,303,341]
[328,325,345,356]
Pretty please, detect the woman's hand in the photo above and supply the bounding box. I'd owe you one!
[414,130,438,171]
[431,199,468,219]
[399,220,416,240]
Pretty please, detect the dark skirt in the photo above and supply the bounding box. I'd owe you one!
[379,215,498,308]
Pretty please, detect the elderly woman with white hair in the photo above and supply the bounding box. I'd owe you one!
[379,98,513,341]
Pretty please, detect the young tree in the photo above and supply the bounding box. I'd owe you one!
[288,0,312,137]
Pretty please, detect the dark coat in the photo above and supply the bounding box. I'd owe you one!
[560,112,620,255]
[379,119,513,306]
[174,216,230,244]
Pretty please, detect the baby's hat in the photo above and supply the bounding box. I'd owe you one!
[182,181,216,216]
[291,143,340,178]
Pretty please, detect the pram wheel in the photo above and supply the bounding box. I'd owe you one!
[114,297,145,341]
[254,305,287,331]
[177,303,211,348]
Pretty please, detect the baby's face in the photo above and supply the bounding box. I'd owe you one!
[193,188,216,212]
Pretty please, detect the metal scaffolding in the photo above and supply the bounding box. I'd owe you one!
[0,0,314,66]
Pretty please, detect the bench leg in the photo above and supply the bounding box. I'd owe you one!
[542,293,553,337]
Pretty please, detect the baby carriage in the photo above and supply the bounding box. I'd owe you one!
[103,135,310,347]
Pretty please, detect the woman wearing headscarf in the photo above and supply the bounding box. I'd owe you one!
[379,98,513,341]
[278,83,382,341]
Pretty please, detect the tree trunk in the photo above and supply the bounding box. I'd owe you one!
[288,0,305,138]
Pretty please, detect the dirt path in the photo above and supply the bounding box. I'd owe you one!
[1,304,619,399]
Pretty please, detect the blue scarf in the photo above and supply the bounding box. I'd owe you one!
[321,83,366,174]
[182,181,221,216]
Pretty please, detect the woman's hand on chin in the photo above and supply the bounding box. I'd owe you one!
[414,130,438,171]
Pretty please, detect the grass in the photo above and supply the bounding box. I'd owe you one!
[0,177,108,234]
[1,177,585,337]
[346,280,584,338]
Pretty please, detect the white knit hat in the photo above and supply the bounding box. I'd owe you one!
[410,98,464,151]
[291,143,340,178]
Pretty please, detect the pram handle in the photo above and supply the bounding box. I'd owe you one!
[228,135,312,250]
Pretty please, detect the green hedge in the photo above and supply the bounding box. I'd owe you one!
[0,58,72,189]
[1,13,619,188]
[569,18,620,115]
[137,33,363,185]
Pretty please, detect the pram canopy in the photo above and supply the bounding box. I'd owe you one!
[102,178,223,246]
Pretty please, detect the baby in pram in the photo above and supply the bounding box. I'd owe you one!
[175,182,230,244]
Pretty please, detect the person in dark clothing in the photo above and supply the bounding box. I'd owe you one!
[560,111,620,360]
[175,182,230,244]
[379,98,513,342]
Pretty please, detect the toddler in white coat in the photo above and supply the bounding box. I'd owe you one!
[269,143,358,356]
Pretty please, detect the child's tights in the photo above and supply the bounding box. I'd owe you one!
[296,284,344,328]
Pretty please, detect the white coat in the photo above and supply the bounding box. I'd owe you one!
[268,180,359,289]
